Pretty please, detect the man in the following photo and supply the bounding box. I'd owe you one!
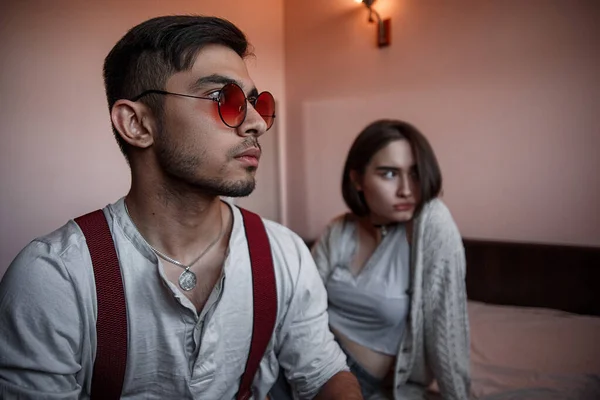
[0,15,362,399]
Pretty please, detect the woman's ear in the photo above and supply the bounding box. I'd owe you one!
[349,170,362,191]
[110,99,157,149]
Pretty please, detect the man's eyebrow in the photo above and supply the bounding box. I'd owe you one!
[247,87,259,98]
[189,74,237,91]
[189,74,259,98]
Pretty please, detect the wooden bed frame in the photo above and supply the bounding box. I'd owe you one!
[463,238,600,317]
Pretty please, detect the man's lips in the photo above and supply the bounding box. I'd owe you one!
[234,147,261,167]
[235,148,261,159]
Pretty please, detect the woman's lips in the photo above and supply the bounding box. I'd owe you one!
[393,203,414,211]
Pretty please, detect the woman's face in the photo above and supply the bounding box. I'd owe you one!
[353,139,421,224]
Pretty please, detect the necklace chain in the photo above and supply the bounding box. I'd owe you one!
[124,202,224,271]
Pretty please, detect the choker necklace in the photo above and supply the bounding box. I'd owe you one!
[124,202,224,291]
[373,224,390,238]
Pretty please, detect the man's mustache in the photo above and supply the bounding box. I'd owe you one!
[229,138,261,157]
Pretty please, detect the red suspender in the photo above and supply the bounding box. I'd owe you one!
[75,210,128,399]
[76,206,277,400]
[237,207,278,400]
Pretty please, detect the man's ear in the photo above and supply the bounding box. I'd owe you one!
[349,170,362,191]
[111,100,156,149]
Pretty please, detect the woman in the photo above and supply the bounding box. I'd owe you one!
[312,119,470,400]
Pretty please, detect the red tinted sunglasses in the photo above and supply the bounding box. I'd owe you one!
[130,82,276,130]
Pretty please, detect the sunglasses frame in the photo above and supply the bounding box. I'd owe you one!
[130,82,276,130]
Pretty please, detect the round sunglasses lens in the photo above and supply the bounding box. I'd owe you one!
[255,92,275,130]
[219,83,246,128]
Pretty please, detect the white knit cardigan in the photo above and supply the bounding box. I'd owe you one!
[312,198,471,400]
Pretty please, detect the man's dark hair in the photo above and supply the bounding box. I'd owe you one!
[103,15,252,159]
[341,119,443,217]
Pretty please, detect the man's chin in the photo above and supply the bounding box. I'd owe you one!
[219,178,256,198]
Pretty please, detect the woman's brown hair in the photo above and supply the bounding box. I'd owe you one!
[341,119,442,216]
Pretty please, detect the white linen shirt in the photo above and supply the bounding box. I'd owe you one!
[0,198,347,400]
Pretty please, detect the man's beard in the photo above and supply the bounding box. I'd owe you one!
[196,174,256,197]
[155,129,259,198]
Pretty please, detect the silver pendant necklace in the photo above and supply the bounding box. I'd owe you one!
[124,202,224,291]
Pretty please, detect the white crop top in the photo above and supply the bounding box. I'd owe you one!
[324,220,411,356]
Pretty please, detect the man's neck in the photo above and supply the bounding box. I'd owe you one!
[124,185,229,266]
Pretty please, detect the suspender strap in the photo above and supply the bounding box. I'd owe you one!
[237,207,278,400]
[75,210,128,400]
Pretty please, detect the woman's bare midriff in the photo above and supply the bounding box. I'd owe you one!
[331,327,396,381]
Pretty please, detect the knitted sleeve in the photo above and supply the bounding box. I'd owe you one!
[422,246,471,400]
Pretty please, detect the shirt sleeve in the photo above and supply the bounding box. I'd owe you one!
[311,229,333,285]
[0,240,84,399]
[275,234,348,400]
[311,217,344,285]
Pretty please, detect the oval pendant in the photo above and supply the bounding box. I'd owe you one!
[178,270,197,291]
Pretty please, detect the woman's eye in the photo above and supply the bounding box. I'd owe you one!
[381,170,396,179]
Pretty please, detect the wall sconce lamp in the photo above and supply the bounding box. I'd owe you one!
[355,0,391,48]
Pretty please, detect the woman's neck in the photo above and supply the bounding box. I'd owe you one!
[357,216,390,242]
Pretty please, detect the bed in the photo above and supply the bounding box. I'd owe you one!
[456,238,600,400]
[299,237,600,399]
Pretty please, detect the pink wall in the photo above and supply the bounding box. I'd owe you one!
[284,0,600,246]
[2,0,599,276]
[0,0,285,275]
